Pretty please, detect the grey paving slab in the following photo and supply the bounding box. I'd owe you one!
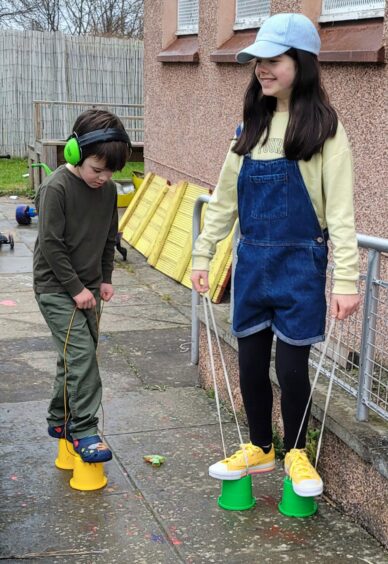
[0,255,33,273]
[99,303,190,333]
[101,388,232,436]
[4,241,33,257]
[0,351,57,402]
[0,338,142,404]
[107,425,388,564]
[108,286,162,307]
[0,387,231,445]
[0,288,40,313]
[109,328,197,388]
[0,326,195,404]
[0,443,181,563]
[0,310,49,338]
[0,272,34,292]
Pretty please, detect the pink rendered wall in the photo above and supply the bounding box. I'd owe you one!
[144,1,388,239]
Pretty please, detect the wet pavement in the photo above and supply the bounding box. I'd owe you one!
[1,196,387,563]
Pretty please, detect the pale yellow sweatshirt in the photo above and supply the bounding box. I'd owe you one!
[192,112,359,294]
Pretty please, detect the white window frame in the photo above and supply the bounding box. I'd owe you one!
[319,0,385,22]
[176,0,199,35]
[233,0,271,31]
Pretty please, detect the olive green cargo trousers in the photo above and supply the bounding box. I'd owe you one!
[36,292,101,439]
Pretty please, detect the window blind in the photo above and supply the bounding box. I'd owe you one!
[177,0,199,35]
[234,0,271,30]
[320,0,384,22]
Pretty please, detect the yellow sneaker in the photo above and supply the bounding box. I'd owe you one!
[209,443,275,480]
[284,449,323,497]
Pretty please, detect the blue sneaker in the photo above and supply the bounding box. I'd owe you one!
[48,423,73,442]
[73,435,112,463]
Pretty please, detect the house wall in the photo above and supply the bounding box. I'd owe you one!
[144,0,387,239]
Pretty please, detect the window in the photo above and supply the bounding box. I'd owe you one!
[234,0,271,30]
[177,0,199,35]
[320,0,385,22]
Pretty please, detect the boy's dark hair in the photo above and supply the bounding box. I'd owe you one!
[71,109,131,171]
[233,49,338,161]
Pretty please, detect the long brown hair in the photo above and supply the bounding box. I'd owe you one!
[233,49,338,161]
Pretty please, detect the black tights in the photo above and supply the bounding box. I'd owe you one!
[238,327,311,452]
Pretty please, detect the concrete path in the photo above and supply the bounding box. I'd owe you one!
[1,197,387,563]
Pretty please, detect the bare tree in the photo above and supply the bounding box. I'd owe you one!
[0,0,143,37]
[0,1,39,25]
[0,0,62,31]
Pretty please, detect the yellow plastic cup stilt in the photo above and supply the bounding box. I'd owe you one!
[69,454,108,491]
[55,438,76,470]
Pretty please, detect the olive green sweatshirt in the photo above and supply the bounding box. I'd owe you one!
[33,165,118,297]
[192,112,359,294]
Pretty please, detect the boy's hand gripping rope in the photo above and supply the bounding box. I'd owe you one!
[202,294,250,470]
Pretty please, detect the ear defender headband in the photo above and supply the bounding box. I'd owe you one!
[64,128,131,166]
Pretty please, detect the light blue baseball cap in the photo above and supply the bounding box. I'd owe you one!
[236,13,321,63]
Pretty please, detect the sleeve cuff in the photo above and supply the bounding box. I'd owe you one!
[192,257,210,271]
[63,277,84,297]
[332,280,358,294]
[102,271,113,284]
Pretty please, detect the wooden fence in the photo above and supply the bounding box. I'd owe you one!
[0,30,143,157]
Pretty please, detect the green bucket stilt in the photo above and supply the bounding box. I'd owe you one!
[278,476,318,517]
[218,475,256,511]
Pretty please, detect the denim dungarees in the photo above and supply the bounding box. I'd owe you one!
[233,155,328,346]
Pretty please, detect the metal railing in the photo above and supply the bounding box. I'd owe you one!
[191,195,388,423]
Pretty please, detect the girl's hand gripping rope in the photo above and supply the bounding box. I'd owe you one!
[330,293,360,320]
[191,270,210,293]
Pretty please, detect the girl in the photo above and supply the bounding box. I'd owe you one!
[191,13,360,497]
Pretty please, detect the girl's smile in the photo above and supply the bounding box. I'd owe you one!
[255,54,297,110]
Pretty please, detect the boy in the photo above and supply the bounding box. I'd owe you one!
[33,109,131,463]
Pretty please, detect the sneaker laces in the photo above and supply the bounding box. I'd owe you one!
[224,443,258,463]
[288,449,320,481]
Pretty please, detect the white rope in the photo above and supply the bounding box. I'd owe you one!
[203,294,249,468]
[293,317,344,467]
[315,321,343,467]
[203,295,227,458]
[293,317,336,450]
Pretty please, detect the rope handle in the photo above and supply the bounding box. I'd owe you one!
[293,317,343,467]
[204,294,342,470]
[202,294,250,469]
[63,301,104,456]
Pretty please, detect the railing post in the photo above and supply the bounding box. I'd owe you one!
[357,249,380,421]
[229,225,240,323]
[33,101,42,140]
[191,195,210,364]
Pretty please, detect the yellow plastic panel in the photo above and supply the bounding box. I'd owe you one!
[181,221,236,303]
[134,184,178,258]
[147,182,186,266]
[119,174,169,245]
[153,182,209,281]
[118,172,154,232]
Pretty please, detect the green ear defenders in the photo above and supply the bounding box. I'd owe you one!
[64,128,131,166]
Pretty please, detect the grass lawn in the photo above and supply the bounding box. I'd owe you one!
[0,158,30,194]
[0,158,144,197]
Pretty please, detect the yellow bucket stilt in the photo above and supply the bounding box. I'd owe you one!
[55,438,76,470]
[69,454,108,491]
